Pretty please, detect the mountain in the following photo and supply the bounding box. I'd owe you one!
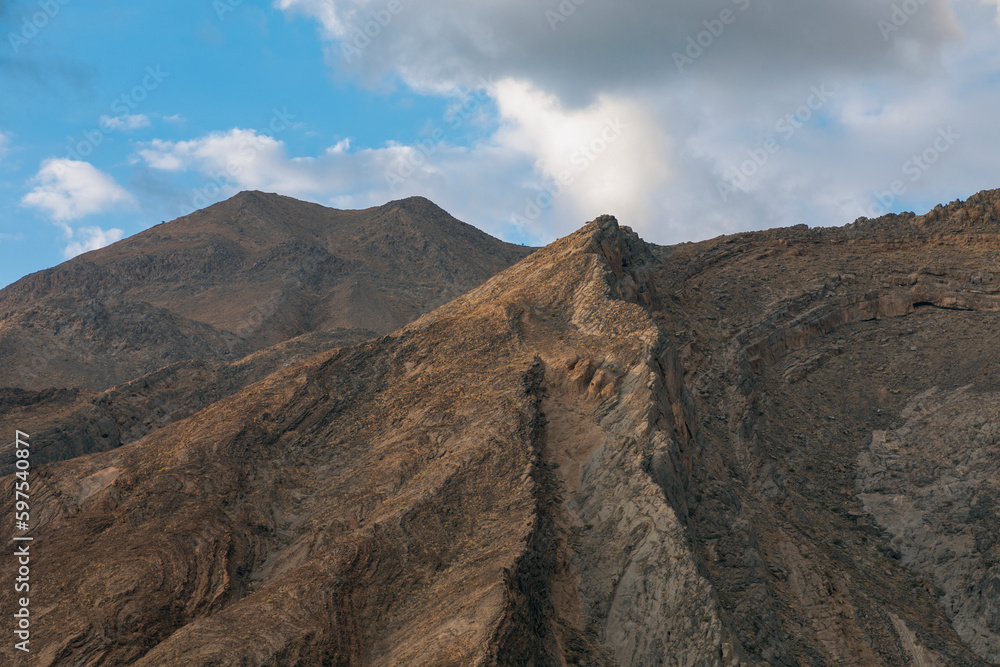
[0,191,533,392]
[4,190,1000,664]
[0,192,532,471]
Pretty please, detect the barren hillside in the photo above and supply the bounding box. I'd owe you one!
[5,191,1000,664]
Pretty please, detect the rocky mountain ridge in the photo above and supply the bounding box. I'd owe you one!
[3,190,1000,664]
[0,192,532,392]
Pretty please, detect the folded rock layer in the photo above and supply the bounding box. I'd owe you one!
[5,190,1000,664]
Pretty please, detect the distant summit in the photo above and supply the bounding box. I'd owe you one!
[0,192,533,391]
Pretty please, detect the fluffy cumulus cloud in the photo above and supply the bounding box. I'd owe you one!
[265,0,1000,243]
[491,79,671,228]
[137,126,547,240]
[22,159,134,221]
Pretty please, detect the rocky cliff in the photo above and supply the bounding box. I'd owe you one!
[4,191,1000,664]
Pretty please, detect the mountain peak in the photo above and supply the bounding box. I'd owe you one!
[200,190,303,226]
[0,193,533,390]
[384,194,441,211]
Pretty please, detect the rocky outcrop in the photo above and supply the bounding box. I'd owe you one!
[534,219,743,665]
[858,386,1000,662]
[645,190,1000,664]
[6,190,1000,664]
[0,215,736,665]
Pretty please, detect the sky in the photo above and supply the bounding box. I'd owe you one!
[1,0,999,288]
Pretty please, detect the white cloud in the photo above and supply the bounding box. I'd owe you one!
[99,114,151,132]
[138,127,553,240]
[491,79,670,229]
[265,0,1000,245]
[22,159,135,221]
[61,226,124,259]
[139,130,286,175]
[0,131,10,161]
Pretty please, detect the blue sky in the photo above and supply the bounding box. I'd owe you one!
[1,0,999,288]
[0,1,463,286]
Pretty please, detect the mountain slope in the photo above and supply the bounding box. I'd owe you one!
[648,189,1000,664]
[5,191,1000,664]
[2,215,667,665]
[0,327,373,473]
[0,192,532,391]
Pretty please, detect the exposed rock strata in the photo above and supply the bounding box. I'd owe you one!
[858,387,1000,662]
[4,190,1000,663]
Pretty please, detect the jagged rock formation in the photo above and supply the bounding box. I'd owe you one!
[647,190,1000,665]
[4,190,1000,664]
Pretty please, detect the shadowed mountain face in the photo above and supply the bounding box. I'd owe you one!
[5,191,1000,665]
[0,191,532,392]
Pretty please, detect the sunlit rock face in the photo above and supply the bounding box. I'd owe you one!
[5,189,1000,665]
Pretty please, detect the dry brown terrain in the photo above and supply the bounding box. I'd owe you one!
[0,191,532,392]
[0,193,532,472]
[4,190,1000,664]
